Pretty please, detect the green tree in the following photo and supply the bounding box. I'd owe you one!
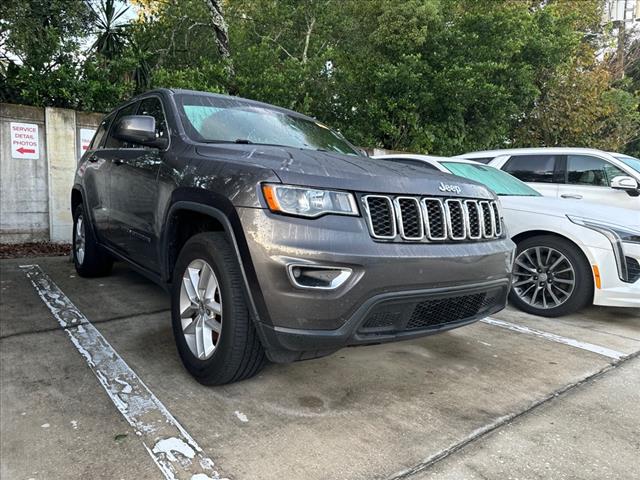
[301,0,585,154]
[89,0,131,60]
[0,0,93,107]
[2,0,639,155]
[514,63,640,150]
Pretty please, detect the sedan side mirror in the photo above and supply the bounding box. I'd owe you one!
[114,115,167,148]
[611,175,639,197]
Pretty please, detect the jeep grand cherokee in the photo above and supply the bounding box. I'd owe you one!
[72,89,515,385]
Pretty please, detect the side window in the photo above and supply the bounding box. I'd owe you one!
[89,117,112,149]
[137,97,168,144]
[104,102,139,148]
[567,155,626,186]
[503,155,560,183]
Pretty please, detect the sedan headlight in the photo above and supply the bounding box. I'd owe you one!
[567,215,640,282]
[262,184,359,218]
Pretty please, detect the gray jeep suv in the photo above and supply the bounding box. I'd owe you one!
[72,89,515,385]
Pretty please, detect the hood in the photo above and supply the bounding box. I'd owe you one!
[196,144,494,199]
[501,195,640,229]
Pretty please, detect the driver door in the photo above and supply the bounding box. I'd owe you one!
[107,96,168,272]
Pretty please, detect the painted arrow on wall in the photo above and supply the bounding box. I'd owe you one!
[16,147,36,154]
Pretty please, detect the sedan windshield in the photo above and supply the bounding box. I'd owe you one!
[176,93,359,156]
[442,162,541,196]
[612,154,640,174]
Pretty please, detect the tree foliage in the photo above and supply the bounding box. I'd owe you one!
[89,0,131,60]
[1,0,639,155]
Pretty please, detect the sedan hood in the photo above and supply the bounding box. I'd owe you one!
[196,144,494,199]
[501,195,640,229]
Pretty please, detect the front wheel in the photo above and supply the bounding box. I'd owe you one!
[171,232,266,385]
[509,235,592,317]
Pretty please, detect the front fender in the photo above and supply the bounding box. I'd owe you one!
[161,192,273,329]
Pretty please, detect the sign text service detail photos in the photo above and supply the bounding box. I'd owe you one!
[10,122,40,159]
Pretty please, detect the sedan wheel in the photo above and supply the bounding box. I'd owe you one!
[512,246,576,310]
[179,259,223,360]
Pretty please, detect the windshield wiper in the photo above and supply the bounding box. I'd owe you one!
[199,139,336,151]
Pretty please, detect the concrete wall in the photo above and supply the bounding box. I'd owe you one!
[0,103,103,244]
[0,104,49,243]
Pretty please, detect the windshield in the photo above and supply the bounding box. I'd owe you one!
[612,154,640,174]
[176,94,359,156]
[442,162,541,196]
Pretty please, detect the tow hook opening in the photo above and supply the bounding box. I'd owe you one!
[287,264,352,290]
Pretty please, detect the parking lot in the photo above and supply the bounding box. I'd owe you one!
[1,256,639,480]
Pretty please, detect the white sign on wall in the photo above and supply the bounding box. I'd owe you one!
[79,128,96,158]
[10,122,40,159]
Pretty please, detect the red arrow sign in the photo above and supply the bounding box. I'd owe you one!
[17,147,36,154]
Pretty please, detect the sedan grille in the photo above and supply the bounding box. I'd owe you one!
[363,195,502,242]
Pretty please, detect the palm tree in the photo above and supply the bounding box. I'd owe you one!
[89,0,130,60]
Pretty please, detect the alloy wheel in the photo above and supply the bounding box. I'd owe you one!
[75,214,86,265]
[179,259,223,360]
[512,246,576,309]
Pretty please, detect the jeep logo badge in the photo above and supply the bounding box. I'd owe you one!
[438,182,462,195]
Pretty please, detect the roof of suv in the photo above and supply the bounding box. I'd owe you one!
[456,147,614,159]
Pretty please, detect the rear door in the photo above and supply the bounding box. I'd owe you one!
[108,96,168,271]
[501,154,563,198]
[561,154,638,209]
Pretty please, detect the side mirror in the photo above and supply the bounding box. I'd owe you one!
[114,115,167,148]
[611,175,639,196]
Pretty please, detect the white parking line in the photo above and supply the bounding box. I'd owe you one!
[21,264,226,480]
[481,317,626,360]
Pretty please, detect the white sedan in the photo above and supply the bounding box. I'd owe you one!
[457,147,640,211]
[374,154,640,317]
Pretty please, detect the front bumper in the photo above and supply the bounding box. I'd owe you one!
[259,279,509,361]
[237,208,515,362]
[592,242,640,308]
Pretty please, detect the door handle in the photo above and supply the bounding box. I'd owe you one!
[113,158,124,166]
[561,194,582,199]
[87,154,98,162]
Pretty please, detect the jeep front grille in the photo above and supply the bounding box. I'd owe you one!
[362,195,502,242]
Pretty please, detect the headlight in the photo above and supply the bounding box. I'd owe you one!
[567,215,640,282]
[567,216,640,244]
[262,184,359,218]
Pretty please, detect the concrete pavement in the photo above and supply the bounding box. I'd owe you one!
[1,256,638,479]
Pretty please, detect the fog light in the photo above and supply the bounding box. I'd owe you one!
[287,264,352,290]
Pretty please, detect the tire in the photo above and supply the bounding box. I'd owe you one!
[72,204,113,277]
[171,232,266,385]
[509,235,592,317]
